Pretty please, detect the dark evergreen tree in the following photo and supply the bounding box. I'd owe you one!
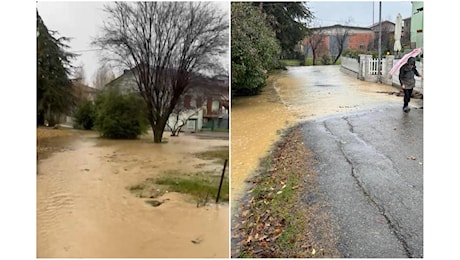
[253,2,313,58]
[37,10,76,126]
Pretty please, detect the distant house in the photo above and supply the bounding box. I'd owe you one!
[369,20,395,34]
[300,24,374,58]
[73,80,98,103]
[56,80,99,127]
[105,69,229,132]
[402,17,411,48]
[301,16,416,59]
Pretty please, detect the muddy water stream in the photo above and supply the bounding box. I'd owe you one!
[37,131,229,258]
[231,65,402,204]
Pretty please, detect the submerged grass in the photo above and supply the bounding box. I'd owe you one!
[194,147,229,163]
[128,171,229,203]
[129,146,230,204]
[156,172,229,202]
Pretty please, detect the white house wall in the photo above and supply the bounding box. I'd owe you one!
[167,108,204,132]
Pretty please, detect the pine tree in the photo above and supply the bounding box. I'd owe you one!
[37,10,76,126]
[253,2,313,58]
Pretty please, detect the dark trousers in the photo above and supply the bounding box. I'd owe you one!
[403,88,413,108]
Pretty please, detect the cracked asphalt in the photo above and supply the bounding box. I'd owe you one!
[301,105,423,257]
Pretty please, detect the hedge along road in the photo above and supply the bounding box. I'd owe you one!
[37,130,229,258]
[231,65,423,257]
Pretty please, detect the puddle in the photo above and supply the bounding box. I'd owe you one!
[37,130,229,258]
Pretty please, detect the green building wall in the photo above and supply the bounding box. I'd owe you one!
[411,2,424,49]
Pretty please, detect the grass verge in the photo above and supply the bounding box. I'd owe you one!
[231,125,340,258]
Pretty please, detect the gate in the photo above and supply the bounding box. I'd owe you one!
[368,58,385,75]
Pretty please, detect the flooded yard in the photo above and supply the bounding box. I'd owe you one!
[37,128,229,258]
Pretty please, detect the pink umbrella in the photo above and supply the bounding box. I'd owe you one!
[389,48,423,75]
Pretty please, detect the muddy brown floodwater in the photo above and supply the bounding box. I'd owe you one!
[37,130,229,258]
[231,66,403,205]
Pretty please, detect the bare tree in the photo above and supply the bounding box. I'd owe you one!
[167,75,228,136]
[167,97,202,137]
[73,63,86,83]
[306,27,326,66]
[93,2,228,143]
[330,21,352,64]
[93,64,115,90]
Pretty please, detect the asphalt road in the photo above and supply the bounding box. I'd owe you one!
[301,104,423,258]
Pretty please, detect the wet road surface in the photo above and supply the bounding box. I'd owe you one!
[231,65,418,204]
[231,65,423,257]
[301,106,423,257]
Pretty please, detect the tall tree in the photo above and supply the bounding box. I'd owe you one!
[93,64,115,90]
[93,2,228,143]
[253,2,313,57]
[231,2,281,96]
[37,10,76,126]
[330,24,351,64]
[306,27,326,66]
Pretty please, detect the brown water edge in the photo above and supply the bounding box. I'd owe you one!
[231,75,297,206]
[37,129,229,258]
[231,66,405,206]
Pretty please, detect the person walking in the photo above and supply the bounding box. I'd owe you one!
[399,57,423,112]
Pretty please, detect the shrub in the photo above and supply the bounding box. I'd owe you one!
[342,49,362,59]
[231,2,281,96]
[321,55,331,65]
[94,89,148,139]
[73,100,96,130]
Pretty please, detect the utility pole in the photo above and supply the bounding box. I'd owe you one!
[377,1,382,83]
[372,2,375,28]
[372,2,375,49]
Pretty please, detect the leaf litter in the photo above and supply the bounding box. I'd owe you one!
[231,125,341,258]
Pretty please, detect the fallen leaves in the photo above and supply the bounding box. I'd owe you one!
[232,126,340,258]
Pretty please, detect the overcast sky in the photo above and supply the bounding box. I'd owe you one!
[35,1,412,86]
[306,1,413,27]
[36,1,230,87]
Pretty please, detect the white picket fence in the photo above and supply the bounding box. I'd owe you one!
[340,55,423,94]
[368,58,384,75]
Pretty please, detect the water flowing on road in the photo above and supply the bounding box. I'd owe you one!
[231,65,402,205]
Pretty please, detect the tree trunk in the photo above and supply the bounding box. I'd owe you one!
[152,117,168,143]
[37,110,45,126]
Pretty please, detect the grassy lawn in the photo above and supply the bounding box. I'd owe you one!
[280,58,341,66]
[280,59,301,66]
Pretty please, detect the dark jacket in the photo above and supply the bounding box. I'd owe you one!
[399,61,420,90]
